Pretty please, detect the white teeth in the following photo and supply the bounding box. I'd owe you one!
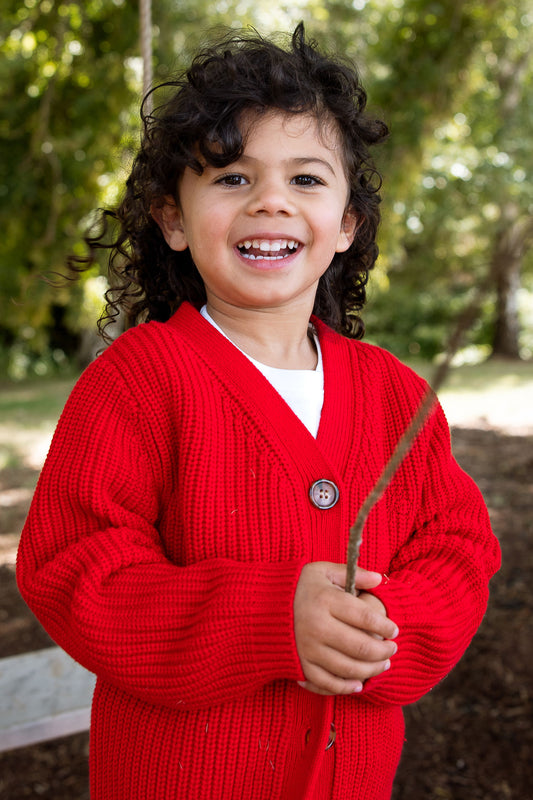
[257,240,281,252]
[237,238,298,253]
[236,238,300,262]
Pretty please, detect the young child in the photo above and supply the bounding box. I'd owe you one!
[17,24,500,800]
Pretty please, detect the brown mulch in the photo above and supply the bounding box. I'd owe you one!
[0,426,531,799]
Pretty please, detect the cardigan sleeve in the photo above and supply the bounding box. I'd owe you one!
[361,400,500,706]
[16,359,307,710]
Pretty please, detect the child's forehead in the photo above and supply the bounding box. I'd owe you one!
[233,108,344,155]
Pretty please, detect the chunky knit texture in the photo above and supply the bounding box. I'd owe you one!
[17,302,500,799]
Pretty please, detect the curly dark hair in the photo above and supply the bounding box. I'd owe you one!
[76,22,388,340]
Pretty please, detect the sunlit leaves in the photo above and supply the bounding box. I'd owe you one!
[1,0,531,373]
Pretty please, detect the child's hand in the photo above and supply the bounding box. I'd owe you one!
[293,562,398,696]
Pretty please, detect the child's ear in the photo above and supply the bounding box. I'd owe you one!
[336,209,359,253]
[150,196,189,251]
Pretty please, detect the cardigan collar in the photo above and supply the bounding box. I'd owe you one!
[167,302,365,485]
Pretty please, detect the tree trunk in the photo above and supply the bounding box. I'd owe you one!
[491,205,532,359]
[139,0,153,114]
[492,244,521,358]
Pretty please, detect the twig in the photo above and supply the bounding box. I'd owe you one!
[345,384,439,595]
[345,277,490,595]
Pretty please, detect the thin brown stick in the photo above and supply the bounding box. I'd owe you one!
[345,277,490,595]
[345,385,438,595]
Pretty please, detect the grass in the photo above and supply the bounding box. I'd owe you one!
[0,357,531,473]
[409,357,533,431]
[0,377,78,425]
[0,375,79,472]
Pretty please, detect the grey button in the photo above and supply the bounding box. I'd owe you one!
[309,480,339,509]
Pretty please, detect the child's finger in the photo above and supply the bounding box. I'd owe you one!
[326,589,399,643]
[355,566,385,590]
[298,650,392,696]
[317,615,398,666]
[326,562,383,590]
[297,675,363,697]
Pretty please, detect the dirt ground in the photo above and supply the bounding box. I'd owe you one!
[1,424,531,799]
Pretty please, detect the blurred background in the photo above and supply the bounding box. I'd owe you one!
[1,0,531,798]
[0,0,532,374]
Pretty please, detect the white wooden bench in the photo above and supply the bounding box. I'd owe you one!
[0,646,95,752]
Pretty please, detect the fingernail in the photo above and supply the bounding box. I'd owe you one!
[352,683,363,693]
[391,643,398,656]
[384,660,391,671]
[391,625,399,639]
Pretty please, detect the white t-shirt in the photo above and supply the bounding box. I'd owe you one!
[200,306,324,437]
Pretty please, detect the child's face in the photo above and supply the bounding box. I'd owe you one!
[154,111,357,316]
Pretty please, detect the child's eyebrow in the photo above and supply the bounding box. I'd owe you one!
[234,154,338,177]
[291,157,337,176]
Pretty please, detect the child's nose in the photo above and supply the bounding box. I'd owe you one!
[247,179,296,216]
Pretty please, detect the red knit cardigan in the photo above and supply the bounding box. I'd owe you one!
[17,302,500,799]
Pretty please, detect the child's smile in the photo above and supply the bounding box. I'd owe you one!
[155,110,358,314]
[236,238,300,262]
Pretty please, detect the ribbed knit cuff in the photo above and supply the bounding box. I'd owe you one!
[245,557,308,685]
[363,564,488,705]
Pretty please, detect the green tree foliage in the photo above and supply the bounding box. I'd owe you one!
[309,0,533,359]
[0,0,325,376]
[0,0,141,375]
[1,0,531,376]
[373,0,533,360]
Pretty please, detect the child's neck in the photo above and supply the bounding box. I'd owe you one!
[205,302,318,371]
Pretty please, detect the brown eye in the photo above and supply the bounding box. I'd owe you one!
[216,173,247,186]
[291,174,324,187]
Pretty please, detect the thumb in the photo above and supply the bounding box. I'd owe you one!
[355,566,384,590]
[326,563,383,591]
